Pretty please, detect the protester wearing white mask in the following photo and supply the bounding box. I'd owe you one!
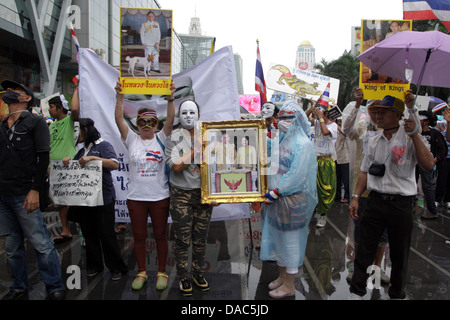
[178,100,198,130]
[165,100,218,296]
[261,102,279,138]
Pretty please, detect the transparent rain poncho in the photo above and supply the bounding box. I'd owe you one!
[260,101,318,268]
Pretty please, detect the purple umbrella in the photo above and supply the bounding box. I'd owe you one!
[357,30,450,89]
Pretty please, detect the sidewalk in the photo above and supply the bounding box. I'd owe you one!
[0,200,449,300]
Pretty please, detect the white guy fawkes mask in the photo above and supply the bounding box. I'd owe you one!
[261,102,275,119]
[179,100,199,130]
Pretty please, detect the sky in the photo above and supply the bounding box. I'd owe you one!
[161,0,404,95]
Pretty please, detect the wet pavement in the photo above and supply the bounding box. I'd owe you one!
[0,198,449,302]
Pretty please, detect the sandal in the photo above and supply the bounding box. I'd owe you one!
[53,234,73,244]
[156,272,168,290]
[131,273,148,290]
[114,224,127,234]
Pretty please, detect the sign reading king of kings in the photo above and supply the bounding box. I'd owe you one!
[120,7,173,95]
[359,19,411,100]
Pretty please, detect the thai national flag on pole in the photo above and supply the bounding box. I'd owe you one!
[255,40,267,104]
[317,83,331,109]
[70,23,80,52]
[403,0,450,31]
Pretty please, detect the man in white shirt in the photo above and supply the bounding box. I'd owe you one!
[140,11,161,73]
[348,93,435,300]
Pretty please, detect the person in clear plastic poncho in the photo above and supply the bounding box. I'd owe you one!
[260,100,318,299]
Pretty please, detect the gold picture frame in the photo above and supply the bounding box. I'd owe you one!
[200,119,268,204]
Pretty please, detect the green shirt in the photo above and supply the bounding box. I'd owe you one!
[49,116,76,161]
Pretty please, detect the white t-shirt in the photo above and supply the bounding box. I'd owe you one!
[124,130,170,201]
[313,119,338,156]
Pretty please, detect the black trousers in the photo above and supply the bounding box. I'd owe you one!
[77,202,128,274]
[435,158,450,203]
[349,192,414,299]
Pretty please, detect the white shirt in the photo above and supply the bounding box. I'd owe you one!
[124,130,169,201]
[361,125,425,196]
[313,119,338,156]
[140,20,161,47]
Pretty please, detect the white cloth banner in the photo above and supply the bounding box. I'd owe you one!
[49,160,103,206]
[78,46,249,222]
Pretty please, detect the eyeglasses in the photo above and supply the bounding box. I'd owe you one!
[136,118,158,129]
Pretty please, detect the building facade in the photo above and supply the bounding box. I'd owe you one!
[295,40,316,71]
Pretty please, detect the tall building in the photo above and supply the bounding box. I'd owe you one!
[189,16,202,35]
[351,26,361,56]
[178,16,215,71]
[234,53,243,94]
[295,40,316,71]
[0,0,190,99]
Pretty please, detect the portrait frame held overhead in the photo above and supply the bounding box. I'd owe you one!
[200,119,268,204]
[120,7,173,95]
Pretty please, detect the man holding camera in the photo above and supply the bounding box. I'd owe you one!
[348,92,435,300]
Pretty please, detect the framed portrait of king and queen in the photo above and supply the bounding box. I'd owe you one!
[200,119,269,204]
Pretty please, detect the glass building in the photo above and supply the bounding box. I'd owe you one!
[0,0,191,99]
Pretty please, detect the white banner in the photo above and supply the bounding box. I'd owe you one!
[78,47,249,222]
[266,63,340,104]
[49,160,103,206]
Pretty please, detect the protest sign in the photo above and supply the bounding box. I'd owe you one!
[327,105,342,120]
[359,19,411,100]
[49,160,103,206]
[266,63,340,104]
[120,7,173,95]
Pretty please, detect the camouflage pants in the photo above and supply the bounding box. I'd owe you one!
[170,187,213,279]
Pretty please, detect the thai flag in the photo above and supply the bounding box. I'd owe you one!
[255,40,267,104]
[70,23,80,52]
[317,83,331,109]
[432,102,448,113]
[145,150,163,163]
[403,0,450,31]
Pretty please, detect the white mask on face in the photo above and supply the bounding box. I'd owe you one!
[278,120,291,133]
[261,103,275,119]
[179,101,199,130]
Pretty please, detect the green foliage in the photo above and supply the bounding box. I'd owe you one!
[315,52,360,111]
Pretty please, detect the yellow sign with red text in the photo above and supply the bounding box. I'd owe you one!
[120,7,173,95]
[359,19,412,100]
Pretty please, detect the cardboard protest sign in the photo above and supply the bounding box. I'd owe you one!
[49,160,103,206]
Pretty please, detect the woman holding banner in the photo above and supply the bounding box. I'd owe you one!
[114,80,175,291]
[63,118,128,281]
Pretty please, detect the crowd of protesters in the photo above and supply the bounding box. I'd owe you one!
[1,76,449,300]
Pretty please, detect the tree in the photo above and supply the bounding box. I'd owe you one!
[315,51,360,111]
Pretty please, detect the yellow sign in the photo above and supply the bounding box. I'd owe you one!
[120,7,173,95]
[359,19,412,100]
